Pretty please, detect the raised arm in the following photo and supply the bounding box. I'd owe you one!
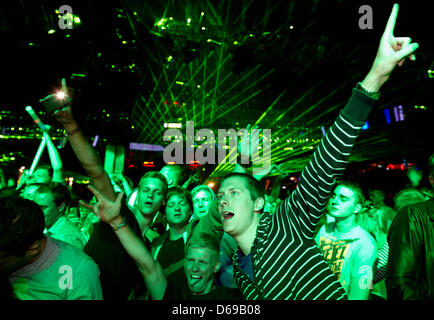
[41,127,64,184]
[43,79,116,201]
[80,186,168,300]
[279,4,419,238]
[234,124,267,180]
[182,171,200,189]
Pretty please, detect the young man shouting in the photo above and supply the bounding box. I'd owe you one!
[216,4,418,300]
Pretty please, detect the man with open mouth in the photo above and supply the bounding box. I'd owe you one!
[81,185,242,300]
[191,185,216,220]
[127,171,169,244]
[214,4,418,300]
[150,186,193,295]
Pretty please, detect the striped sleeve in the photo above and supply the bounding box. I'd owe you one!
[278,89,376,239]
[374,242,389,283]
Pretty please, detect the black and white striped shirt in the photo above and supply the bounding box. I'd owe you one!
[374,241,389,283]
[232,89,377,300]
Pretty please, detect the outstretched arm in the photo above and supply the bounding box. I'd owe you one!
[80,186,167,300]
[43,79,116,201]
[281,4,419,238]
[182,171,200,189]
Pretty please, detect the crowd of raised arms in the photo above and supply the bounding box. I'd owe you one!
[1,4,433,301]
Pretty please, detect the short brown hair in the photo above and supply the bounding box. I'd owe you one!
[0,196,45,256]
[357,206,389,236]
[337,181,365,204]
[185,232,220,263]
[138,171,168,197]
[221,172,264,201]
[165,186,193,212]
[191,185,216,202]
[35,182,70,206]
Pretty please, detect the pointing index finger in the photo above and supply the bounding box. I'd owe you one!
[384,3,399,36]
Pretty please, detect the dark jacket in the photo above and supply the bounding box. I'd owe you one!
[387,199,434,300]
[84,203,144,300]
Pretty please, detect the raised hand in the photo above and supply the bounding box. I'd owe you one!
[51,105,78,129]
[189,172,200,184]
[362,4,419,92]
[238,124,262,162]
[79,185,124,227]
[39,78,72,115]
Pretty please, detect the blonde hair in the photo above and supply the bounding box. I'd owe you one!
[185,232,220,262]
[191,185,216,202]
[357,205,389,236]
[138,171,168,196]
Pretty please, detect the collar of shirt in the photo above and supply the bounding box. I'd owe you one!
[9,238,60,281]
[46,216,68,236]
[231,213,272,299]
[232,212,272,266]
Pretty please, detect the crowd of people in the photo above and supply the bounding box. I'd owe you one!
[1,4,433,300]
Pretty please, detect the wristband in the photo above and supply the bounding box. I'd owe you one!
[355,82,380,100]
[111,217,127,231]
[64,128,81,137]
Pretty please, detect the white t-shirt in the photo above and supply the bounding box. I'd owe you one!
[45,216,87,250]
[315,224,377,293]
[9,237,103,300]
